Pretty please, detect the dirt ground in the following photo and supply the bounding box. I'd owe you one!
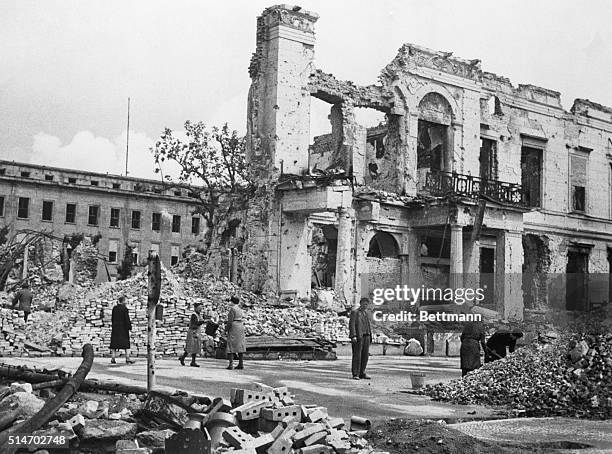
[366,419,563,454]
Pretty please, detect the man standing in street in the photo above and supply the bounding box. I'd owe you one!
[349,297,372,380]
[12,281,33,322]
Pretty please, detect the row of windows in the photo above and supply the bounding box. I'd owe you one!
[0,168,191,196]
[0,197,201,234]
[107,240,180,266]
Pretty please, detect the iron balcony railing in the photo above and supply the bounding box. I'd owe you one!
[424,170,526,206]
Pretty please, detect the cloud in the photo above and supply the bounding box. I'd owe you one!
[26,129,178,180]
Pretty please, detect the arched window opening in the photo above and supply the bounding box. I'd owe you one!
[367,232,399,258]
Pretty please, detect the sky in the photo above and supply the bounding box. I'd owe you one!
[2,0,612,179]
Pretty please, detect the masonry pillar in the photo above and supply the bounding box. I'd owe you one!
[495,230,524,320]
[335,207,355,306]
[450,225,464,291]
[246,5,319,179]
[278,213,312,299]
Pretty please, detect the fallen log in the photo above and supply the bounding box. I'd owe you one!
[31,379,66,391]
[0,364,62,383]
[0,344,94,453]
[0,404,19,432]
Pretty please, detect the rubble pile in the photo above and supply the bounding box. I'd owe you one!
[424,333,612,419]
[0,261,349,357]
[0,380,378,454]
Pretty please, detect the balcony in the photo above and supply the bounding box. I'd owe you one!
[424,170,526,207]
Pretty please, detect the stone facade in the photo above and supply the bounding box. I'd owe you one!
[0,161,207,273]
[243,5,612,321]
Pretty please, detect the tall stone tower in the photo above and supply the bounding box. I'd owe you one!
[246,5,319,181]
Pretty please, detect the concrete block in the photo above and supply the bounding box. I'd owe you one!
[273,387,290,399]
[303,431,327,446]
[299,445,332,454]
[233,388,272,406]
[267,435,293,454]
[326,436,350,454]
[325,417,345,429]
[251,433,274,450]
[235,400,271,421]
[292,423,326,446]
[262,406,301,422]
[223,426,254,449]
[306,408,326,423]
[68,414,86,431]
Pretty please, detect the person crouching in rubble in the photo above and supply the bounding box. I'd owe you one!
[459,320,486,377]
[12,281,33,322]
[179,302,206,367]
[203,309,220,357]
[110,296,135,364]
[484,329,523,363]
[226,296,246,370]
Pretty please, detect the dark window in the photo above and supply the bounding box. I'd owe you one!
[131,210,141,229]
[88,206,99,226]
[0,196,4,216]
[573,186,586,212]
[110,208,120,227]
[171,245,179,266]
[521,146,542,208]
[174,190,182,197]
[42,201,53,221]
[417,119,448,171]
[45,174,54,181]
[0,168,6,175]
[172,215,181,233]
[570,154,587,213]
[152,212,161,231]
[191,217,200,235]
[153,187,162,194]
[65,203,76,223]
[131,250,139,266]
[20,171,30,178]
[17,197,29,219]
[68,177,77,184]
[90,180,99,186]
[112,183,120,189]
[479,138,498,181]
[108,240,118,263]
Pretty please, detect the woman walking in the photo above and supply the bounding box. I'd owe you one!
[225,296,246,370]
[179,302,206,367]
[110,296,135,364]
[459,320,486,376]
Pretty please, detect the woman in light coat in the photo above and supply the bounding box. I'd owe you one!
[225,296,246,370]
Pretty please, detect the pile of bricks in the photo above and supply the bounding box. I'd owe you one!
[211,385,376,454]
[0,267,349,357]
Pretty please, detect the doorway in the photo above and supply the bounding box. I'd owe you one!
[566,248,589,311]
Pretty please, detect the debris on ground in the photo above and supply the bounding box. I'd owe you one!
[366,419,543,454]
[423,333,612,419]
[0,373,375,454]
[0,259,350,357]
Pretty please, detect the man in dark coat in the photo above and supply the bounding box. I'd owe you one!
[485,330,523,363]
[460,321,486,376]
[110,296,134,364]
[12,281,33,322]
[349,297,372,380]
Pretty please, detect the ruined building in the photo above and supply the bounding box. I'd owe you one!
[242,5,612,321]
[0,161,207,273]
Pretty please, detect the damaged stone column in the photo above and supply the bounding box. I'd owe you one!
[495,230,524,321]
[246,5,319,180]
[278,213,312,299]
[450,225,464,292]
[335,207,356,307]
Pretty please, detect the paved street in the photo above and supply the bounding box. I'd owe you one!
[1,354,497,421]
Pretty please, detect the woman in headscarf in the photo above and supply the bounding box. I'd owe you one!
[459,320,486,377]
[225,296,246,370]
[179,302,206,367]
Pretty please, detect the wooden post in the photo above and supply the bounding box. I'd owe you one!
[147,252,161,392]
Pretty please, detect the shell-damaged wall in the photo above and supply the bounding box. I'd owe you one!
[243,5,612,313]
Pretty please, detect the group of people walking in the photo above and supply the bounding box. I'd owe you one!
[109,295,246,370]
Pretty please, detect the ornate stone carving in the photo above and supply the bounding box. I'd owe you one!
[264,6,318,33]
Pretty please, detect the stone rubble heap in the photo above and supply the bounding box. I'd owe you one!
[0,265,349,357]
[0,380,382,454]
[424,333,612,419]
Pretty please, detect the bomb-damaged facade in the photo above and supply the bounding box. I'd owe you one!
[240,5,612,321]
